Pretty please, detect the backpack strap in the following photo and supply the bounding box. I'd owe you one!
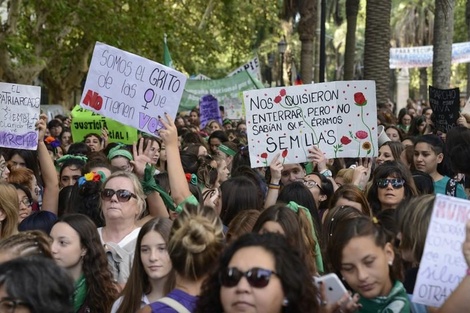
[156,297,191,313]
[445,178,457,197]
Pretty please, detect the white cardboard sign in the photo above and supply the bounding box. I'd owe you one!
[243,80,378,167]
[0,83,40,150]
[80,42,187,136]
[413,194,470,307]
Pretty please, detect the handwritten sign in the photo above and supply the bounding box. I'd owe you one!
[0,83,40,150]
[70,105,138,144]
[429,86,460,133]
[413,194,470,307]
[80,42,187,136]
[199,94,222,129]
[243,81,378,167]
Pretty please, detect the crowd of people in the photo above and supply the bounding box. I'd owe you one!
[1,99,470,313]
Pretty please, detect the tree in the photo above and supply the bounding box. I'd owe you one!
[392,0,434,100]
[432,0,456,89]
[282,0,317,84]
[363,0,392,104]
[344,0,360,80]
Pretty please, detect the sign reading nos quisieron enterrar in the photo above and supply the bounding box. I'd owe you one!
[243,81,378,168]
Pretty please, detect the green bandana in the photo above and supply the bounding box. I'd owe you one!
[73,274,87,313]
[286,201,324,273]
[358,280,410,313]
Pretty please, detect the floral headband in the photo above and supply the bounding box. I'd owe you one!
[44,136,61,149]
[78,171,106,187]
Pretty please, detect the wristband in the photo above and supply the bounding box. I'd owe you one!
[268,183,281,190]
[320,169,332,177]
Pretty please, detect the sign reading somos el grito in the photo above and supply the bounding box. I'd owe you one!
[80,42,187,136]
[243,81,378,168]
[0,82,40,150]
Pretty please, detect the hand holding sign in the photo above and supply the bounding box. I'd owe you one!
[158,113,178,148]
[36,114,47,143]
[463,221,470,268]
[269,153,283,184]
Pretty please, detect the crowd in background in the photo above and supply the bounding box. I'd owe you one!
[1,98,470,313]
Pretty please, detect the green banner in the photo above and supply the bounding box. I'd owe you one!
[71,105,138,144]
[179,71,263,119]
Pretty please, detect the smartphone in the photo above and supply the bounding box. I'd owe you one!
[314,273,348,303]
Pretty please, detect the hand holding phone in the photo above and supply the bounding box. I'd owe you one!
[314,273,348,304]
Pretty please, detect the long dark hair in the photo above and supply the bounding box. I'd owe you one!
[116,217,175,313]
[55,214,118,312]
[195,232,320,313]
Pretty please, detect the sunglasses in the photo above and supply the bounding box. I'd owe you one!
[220,267,277,288]
[376,178,405,189]
[101,189,137,202]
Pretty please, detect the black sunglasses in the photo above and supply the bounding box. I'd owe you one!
[377,178,405,189]
[220,267,278,288]
[101,189,137,202]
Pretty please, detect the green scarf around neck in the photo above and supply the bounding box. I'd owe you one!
[73,274,87,312]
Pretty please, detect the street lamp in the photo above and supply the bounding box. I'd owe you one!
[278,37,287,86]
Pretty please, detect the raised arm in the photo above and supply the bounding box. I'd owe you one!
[131,138,168,219]
[264,153,282,209]
[36,114,59,215]
[158,113,191,206]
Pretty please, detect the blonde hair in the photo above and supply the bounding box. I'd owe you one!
[168,204,224,281]
[0,182,19,239]
[102,171,146,218]
[335,168,353,185]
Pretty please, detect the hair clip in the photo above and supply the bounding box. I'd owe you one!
[185,173,198,186]
[78,171,106,187]
[44,136,61,149]
[372,216,379,224]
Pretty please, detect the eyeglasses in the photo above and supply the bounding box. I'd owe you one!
[377,178,405,189]
[219,267,278,288]
[101,189,137,202]
[0,297,29,313]
[19,198,32,207]
[303,180,324,193]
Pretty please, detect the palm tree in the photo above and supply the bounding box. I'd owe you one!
[432,0,456,88]
[392,0,434,100]
[363,0,392,104]
[466,0,470,95]
[282,0,317,84]
[344,0,361,80]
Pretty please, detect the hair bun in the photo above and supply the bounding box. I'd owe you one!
[181,218,216,254]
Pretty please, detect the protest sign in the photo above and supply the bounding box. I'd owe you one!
[0,83,40,150]
[179,71,263,119]
[80,42,187,136]
[71,105,138,144]
[429,86,460,132]
[243,81,378,167]
[413,194,470,307]
[228,56,262,81]
[199,95,222,129]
